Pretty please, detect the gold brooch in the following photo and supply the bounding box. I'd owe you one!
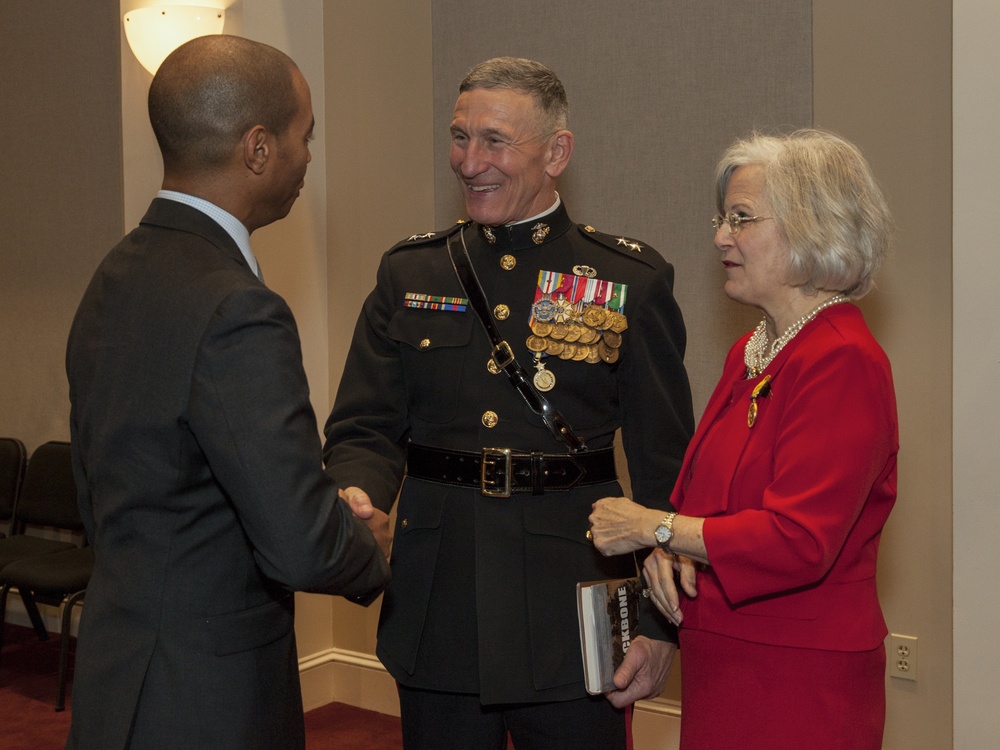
[747,375,772,428]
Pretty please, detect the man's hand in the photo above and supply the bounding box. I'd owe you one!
[339,486,391,559]
[604,636,676,709]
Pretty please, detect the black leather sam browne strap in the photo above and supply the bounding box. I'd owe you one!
[447,227,587,453]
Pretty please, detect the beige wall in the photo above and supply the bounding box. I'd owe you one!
[1,0,985,747]
[952,1,1000,747]
[814,2,953,747]
[0,0,122,453]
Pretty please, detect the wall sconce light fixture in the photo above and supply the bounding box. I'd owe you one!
[123,5,226,76]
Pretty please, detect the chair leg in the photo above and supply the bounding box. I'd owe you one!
[0,583,9,664]
[20,589,49,641]
[56,590,86,712]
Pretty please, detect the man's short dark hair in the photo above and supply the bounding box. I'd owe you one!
[149,35,299,171]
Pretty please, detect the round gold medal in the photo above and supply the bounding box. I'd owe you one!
[602,330,622,348]
[526,335,548,353]
[531,321,553,337]
[598,340,620,363]
[533,368,556,391]
[582,306,607,328]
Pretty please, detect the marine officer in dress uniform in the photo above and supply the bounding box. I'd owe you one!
[323,56,694,750]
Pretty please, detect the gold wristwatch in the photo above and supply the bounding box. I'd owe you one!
[654,512,677,553]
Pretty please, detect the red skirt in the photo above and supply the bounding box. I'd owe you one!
[679,629,885,750]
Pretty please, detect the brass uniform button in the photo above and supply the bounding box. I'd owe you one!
[500,254,516,270]
[481,411,499,428]
[486,358,502,375]
[419,338,431,349]
[401,518,409,529]
[493,304,510,321]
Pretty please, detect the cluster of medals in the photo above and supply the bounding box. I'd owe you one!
[523,270,629,392]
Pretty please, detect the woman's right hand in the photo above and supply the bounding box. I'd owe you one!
[589,496,663,556]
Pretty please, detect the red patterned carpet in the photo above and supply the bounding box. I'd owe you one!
[0,624,403,749]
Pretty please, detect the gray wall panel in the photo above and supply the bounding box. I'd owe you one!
[431,0,812,415]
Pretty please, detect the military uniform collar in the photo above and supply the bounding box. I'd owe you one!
[473,202,573,252]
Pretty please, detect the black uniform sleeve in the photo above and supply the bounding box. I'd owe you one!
[323,252,410,512]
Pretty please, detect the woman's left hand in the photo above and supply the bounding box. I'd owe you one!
[589,496,660,556]
[643,548,690,625]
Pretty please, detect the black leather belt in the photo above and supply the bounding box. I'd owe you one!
[405,443,617,498]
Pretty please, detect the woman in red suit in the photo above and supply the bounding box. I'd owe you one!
[589,129,897,750]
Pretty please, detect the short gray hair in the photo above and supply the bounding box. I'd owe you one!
[714,129,893,298]
[459,57,569,133]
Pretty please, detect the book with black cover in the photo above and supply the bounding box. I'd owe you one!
[576,576,643,694]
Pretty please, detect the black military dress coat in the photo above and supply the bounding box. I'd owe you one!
[324,202,693,704]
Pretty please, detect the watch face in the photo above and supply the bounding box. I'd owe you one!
[654,525,672,545]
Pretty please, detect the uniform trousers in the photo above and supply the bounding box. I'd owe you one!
[397,684,628,750]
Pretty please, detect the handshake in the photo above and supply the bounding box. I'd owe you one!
[340,485,392,560]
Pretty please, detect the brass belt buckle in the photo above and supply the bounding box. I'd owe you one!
[490,341,515,371]
[481,447,513,497]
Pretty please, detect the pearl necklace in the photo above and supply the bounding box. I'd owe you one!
[744,294,847,378]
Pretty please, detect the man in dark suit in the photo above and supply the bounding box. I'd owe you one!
[323,57,694,749]
[65,35,390,750]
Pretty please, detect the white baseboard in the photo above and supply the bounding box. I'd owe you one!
[298,647,682,749]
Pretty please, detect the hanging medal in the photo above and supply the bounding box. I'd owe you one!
[532,352,556,391]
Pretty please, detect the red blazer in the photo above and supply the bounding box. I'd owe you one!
[675,303,897,651]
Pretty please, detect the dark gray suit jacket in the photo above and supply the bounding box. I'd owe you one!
[65,199,389,750]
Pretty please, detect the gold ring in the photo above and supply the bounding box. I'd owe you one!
[585,529,593,541]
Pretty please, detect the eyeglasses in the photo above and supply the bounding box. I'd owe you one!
[711,213,772,235]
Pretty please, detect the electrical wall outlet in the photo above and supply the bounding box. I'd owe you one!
[889,634,918,681]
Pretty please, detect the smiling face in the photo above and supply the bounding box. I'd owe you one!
[715,165,798,322]
[449,87,571,226]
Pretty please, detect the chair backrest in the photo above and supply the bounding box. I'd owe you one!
[0,437,28,526]
[15,441,82,532]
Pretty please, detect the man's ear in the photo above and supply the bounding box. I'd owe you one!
[244,125,269,175]
[545,130,574,179]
